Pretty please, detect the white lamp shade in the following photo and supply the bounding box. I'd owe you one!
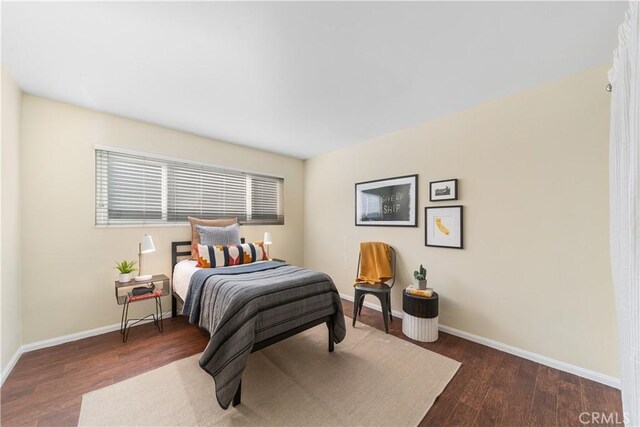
[140,234,156,253]
[263,232,272,245]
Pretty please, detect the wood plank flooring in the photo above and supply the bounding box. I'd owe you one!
[1,299,623,426]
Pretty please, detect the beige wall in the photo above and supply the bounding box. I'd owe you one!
[20,95,305,344]
[12,65,620,379]
[304,66,618,378]
[1,66,23,374]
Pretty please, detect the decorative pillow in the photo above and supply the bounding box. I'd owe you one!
[196,223,241,247]
[195,242,269,268]
[188,217,237,259]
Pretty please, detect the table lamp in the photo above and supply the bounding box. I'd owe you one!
[136,234,156,281]
[263,231,272,260]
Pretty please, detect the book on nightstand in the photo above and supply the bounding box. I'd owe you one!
[127,289,164,301]
[405,286,433,298]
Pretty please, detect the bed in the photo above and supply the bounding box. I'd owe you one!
[170,241,346,409]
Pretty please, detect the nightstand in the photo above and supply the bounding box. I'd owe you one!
[402,290,439,342]
[114,274,169,342]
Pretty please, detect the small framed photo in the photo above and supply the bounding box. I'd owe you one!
[355,174,418,227]
[430,179,458,201]
[425,206,463,249]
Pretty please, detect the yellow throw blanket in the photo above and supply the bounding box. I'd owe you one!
[355,242,392,285]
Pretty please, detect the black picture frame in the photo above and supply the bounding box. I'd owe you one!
[425,205,463,249]
[429,179,458,201]
[355,174,418,227]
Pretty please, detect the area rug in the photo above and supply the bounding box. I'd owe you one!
[79,323,460,426]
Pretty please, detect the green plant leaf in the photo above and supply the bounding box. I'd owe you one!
[114,259,138,274]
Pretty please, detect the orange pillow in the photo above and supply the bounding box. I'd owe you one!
[188,217,238,259]
[194,242,269,268]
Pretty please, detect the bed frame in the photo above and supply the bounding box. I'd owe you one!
[170,240,336,407]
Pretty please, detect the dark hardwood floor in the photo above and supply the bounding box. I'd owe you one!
[1,299,623,426]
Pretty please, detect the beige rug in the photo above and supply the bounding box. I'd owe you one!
[79,323,460,426]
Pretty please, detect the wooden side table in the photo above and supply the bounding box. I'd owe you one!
[402,290,439,342]
[114,274,169,342]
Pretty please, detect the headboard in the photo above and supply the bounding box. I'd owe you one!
[171,241,192,271]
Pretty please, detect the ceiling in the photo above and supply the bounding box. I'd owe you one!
[1,2,627,159]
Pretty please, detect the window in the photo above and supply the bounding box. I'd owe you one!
[96,148,284,226]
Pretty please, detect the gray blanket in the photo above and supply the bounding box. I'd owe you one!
[182,262,346,409]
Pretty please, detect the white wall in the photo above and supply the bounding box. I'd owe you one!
[304,66,619,378]
[1,66,23,375]
[20,95,305,344]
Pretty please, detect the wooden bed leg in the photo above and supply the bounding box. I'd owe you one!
[233,381,242,407]
[171,294,177,318]
[326,320,334,353]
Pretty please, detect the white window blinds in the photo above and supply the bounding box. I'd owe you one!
[96,149,284,226]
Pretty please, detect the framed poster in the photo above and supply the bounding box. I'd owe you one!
[355,174,418,227]
[425,205,463,249]
[430,179,458,201]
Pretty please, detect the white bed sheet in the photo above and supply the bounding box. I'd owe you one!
[172,259,269,301]
[173,259,200,301]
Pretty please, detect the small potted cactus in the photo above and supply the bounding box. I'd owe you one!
[413,264,427,290]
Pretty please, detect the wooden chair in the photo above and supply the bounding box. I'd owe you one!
[352,245,396,333]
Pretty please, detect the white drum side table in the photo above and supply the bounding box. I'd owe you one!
[402,290,439,342]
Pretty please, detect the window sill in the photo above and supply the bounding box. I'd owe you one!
[95,222,190,229]
[95,221,285,229]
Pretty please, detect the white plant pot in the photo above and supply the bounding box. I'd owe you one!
[414,279,427,290]
[119,273,133,283]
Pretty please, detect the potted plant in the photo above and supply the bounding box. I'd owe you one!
[413,264,427,290]
[115,260,137,283]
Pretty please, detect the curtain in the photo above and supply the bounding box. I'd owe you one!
[608,2,640,425]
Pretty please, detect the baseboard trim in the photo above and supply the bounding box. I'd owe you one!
[7,296,622,391]
[1,347,24,387]
[340,292,404,319]
[3,311,171,385]
[438,324,621,389]
[21,311,172,353]
[339,292,621,389]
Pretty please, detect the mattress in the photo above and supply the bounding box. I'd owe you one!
[172,259,269,301]
[172,259,200,301]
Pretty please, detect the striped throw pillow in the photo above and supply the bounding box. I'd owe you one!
[194,242,269,268]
